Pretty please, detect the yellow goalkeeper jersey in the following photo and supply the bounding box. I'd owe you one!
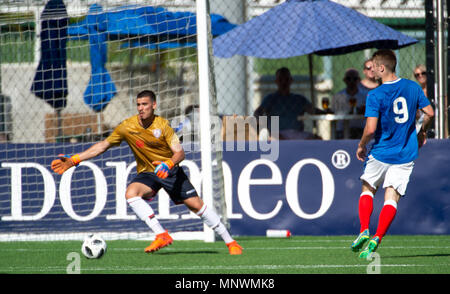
[106,115,180,174]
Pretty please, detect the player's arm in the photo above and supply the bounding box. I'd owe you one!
[168,142,185,165]
[356,116,378,162]
[419,104,434,131]
[152,121,186,179]
[417,104,435,148]
[51,140,112,175]
[79,139,112,161]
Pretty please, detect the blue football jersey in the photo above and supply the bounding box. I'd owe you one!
[365,78,430,164]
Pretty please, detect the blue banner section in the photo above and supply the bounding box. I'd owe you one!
[0,143,199,234]
[222,140,450,236]
[0,140,448,236]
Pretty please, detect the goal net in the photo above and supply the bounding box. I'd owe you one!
[0,0,228,242]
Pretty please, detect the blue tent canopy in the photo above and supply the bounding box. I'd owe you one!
[68,5,236,41]
[83,4,116,113]
[120,41,197,50]
[67,5,236,112]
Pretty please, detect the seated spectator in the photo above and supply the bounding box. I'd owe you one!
[413,64,427,98]
[332,68,368,139]
[413,64,436,138]
[253,67,323,140]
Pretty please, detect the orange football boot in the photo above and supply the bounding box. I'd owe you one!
[145,231,173,253]
[226,240,243,255]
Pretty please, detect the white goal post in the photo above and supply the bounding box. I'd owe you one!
[196,0,215,243]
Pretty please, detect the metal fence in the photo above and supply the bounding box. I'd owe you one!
[0,0,448,142]
[0,0,201,143]
[210,0,447,140]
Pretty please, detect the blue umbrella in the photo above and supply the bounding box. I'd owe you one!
[212,0,418,104]
[68,5,236,112]
[83,4,117,113]
[213,0,417,59]
[30,0,68,110]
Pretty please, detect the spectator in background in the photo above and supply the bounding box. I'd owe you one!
[253,67,323,140]
[332,68,367,139]
[413,64,436,138]
[360,59,380,92]
[413,64,427,98]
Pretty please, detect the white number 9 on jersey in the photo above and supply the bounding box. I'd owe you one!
[393,97,409,123]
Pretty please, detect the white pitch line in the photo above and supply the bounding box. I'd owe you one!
[1,263,449,273]
[240,246,450,250]
[109,245,450,250]
[286,238,450,243]
[1,245,450,252]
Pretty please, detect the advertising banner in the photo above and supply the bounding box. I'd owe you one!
[0,140,448,237]
[223,140,449,235]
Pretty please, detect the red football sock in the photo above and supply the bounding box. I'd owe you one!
[359,192,374,232]
[374,200,397,242]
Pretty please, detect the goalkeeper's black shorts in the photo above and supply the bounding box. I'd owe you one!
[130,166,198,204]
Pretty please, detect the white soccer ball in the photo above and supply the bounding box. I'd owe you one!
[81,234,107,259]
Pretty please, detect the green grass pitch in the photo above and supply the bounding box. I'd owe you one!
[0,235,449,274]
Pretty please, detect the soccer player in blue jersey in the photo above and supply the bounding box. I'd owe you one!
[350,49,434,259]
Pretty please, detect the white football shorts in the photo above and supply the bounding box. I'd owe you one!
[360,155,415,196]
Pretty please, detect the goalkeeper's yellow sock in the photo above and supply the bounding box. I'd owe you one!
[127,197,165,235]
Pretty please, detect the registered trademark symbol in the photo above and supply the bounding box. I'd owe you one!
[331,149,351,169]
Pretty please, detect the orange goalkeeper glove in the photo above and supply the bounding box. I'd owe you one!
[152,159,174,179]
[51,154,81,175]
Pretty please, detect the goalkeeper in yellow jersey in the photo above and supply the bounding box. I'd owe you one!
[51,90,242,255]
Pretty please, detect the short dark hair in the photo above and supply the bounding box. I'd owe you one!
[276,67,291,77]
[372,49,397,73]
[136,90,156,102]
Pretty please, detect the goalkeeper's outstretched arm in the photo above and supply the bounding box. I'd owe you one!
[51,140,112,175]
[78,139,112,162]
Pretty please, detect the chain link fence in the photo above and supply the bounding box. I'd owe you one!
[210,0,445,140]
[0,0,221,240]
[0,0,446,143]
[0,0,447,242]
[0,0,204,144]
